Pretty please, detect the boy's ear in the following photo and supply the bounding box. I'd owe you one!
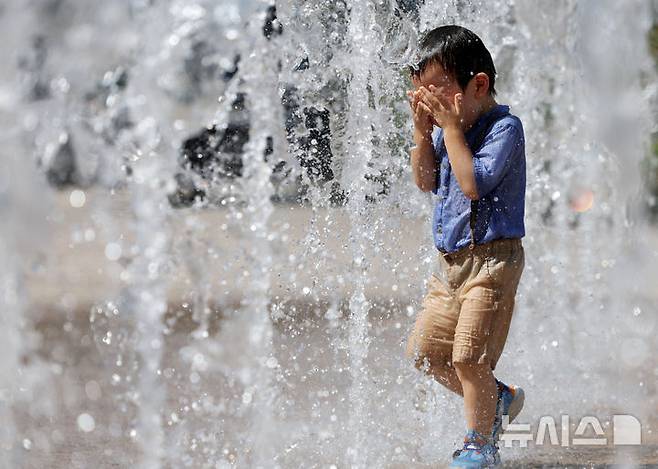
[473,72,490,97]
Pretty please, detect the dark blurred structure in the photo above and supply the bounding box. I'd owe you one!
[168,4,347,208]
[29,1,423,208]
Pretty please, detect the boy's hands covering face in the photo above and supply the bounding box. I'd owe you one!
[417,85,464,130]
[406,89,435,140]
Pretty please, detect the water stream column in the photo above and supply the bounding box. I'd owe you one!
[343,1,379,467]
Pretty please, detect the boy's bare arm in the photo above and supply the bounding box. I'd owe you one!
[407,88,437,192]
[410,130,437,192]
[417,86,479,200]
[442,126,478,200]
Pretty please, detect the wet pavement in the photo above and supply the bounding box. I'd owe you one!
[9,300,657,469]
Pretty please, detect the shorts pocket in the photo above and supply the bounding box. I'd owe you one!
[485,245,524,288]
[484,250,507,286]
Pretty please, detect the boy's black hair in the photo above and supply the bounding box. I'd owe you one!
[408,25,497,97]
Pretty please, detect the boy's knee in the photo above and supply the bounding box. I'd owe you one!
[406,340,451,372]
[453,360,491,377]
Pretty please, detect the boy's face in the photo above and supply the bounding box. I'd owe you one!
[411,60,462,99]
[410,60,489,128]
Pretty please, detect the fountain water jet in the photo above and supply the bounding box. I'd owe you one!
[1,1,657,467]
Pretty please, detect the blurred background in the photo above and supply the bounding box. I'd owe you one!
[1,0,657,468]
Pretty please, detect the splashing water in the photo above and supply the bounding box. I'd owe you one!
[1,0,657,467]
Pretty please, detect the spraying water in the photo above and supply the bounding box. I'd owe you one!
[0,0,656,467]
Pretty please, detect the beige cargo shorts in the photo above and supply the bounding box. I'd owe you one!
[405,237,525,371]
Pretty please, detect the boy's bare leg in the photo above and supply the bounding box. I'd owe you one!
[425,360,463,396]
[453,362,497,437]
[406,342,464,395]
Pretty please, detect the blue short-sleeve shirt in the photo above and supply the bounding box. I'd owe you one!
[430,104,526,253]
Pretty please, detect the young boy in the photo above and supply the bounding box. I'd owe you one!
[404,25,526,468]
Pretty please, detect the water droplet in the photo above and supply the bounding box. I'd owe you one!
[69,190,86,208]
[104,243,122,261]
[77,413,95,432]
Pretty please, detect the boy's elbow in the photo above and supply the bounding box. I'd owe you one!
[413,174,436,193]
[463,184,480,200]
[415,178,436,193]
[465,189,479,200]
[465,175,480,200]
